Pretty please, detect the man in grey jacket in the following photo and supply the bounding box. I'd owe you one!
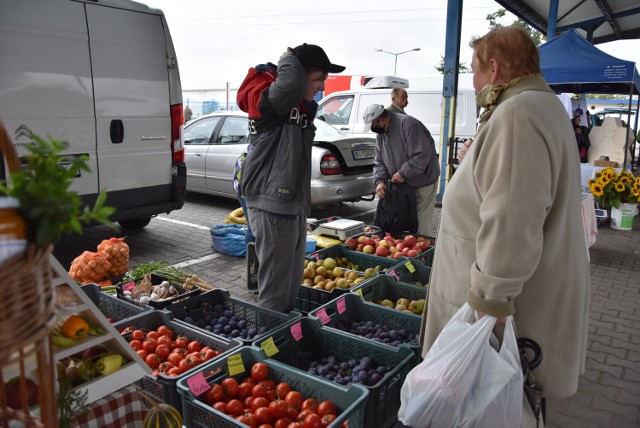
[364,104,440,236]
[387,87,408,114]
[237,44,345,312]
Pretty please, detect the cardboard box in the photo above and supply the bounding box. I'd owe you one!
[593,159,619,167]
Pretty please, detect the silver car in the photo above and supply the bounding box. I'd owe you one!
[184,111,376,206]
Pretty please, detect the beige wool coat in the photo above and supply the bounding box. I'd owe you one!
[420,75,590,398]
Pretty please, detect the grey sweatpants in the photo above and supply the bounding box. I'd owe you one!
[248,207,306,313]
[415,182,437,236]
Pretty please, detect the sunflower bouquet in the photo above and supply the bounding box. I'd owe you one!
[588,167,640,208]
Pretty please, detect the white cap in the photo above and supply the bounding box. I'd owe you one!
[363,104,385,124]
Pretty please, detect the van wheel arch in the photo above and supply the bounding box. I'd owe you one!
[118,217,152,230]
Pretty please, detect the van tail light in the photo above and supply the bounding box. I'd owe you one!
[170,103,184,162]
[320,154,342,175]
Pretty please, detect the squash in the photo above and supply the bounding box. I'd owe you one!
[143,403,182,428]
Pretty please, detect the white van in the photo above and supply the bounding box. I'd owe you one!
[0,0,186,230]
[316,76,478,154]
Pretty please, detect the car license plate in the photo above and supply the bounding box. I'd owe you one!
[352,148,374,160]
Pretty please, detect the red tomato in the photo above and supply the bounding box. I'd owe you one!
[145,353,160,369]
[212,401,227,414]
[129,339,143,351]
[202,349,220,361]
[251,397,269,412]
[286,407,299,421]
[174,336,189,348]
[268,400,288,419]
[167,352,183,366]
[301,398,318,413]
[244,396,255,409]
[146,331,159,340]
[155,344,171,359]
[189,354,203,367]
[156,335,173,347]
[316,401,337,417]
[237,412,258,428]
[156,325,174,338]
[285,391,303,410]
[131,329,145,341]
[204,383,224,404]
[286,422,303,428]
[296,410,314,422]
[178,357,197,373]
[187,340,202,353]
[251,362,269,381]
[136,349,148,360]
[142,338,157,353]
[320,414,336,428]
[237,382,254,400]
[167,367,182,376]
[340,420,349,428]
[302,413,322,428]
[274,418,293,428]
[252,383,269,399]
[173,347,188,357]
[158,361,173,373]
[221,378,239,398]
[226,399,245,416]
[276,382,292,400]
[255,406,273,424]
[258,425,274,428]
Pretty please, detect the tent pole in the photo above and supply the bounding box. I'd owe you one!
[632,90,640,173]
[624,84,632,170]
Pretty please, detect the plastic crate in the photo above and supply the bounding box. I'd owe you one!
[177,347,369,428]
[296,284,350,315]
[116,273,201,309]
[254,317,414,428]
[112,310,241,413]
[165,289,301,346]
[350,274,427,317]
[309,294,421,354]
[80,283,153,323]
[309,244,403,273]
[387,258,432,287]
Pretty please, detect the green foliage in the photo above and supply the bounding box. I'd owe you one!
[487,9,545,46]
[0,135,116,245]
[434,55,471,74]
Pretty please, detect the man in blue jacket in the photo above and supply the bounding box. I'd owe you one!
[237,44,345,312]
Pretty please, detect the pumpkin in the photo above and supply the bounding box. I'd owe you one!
[143,403,182,428]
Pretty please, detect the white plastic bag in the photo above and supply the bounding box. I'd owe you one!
[398,303,523,428]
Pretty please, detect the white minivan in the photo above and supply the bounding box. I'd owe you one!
[316,76,478,156]
[0,0,186,230]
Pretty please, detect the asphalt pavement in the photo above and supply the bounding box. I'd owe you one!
[53,192,640,427]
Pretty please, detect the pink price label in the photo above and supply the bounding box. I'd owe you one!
[337,297,346,314]
[314,253,319,261]
[316,308,331,325]
[290,322,303,341]
[388,269,398,280]
[187,371,211,396]
[122,281,135,292]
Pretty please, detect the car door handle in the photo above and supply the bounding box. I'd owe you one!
[193,153,203,157]
[339,127,349,130]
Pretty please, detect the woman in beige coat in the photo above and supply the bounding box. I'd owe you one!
[420,26,590,418]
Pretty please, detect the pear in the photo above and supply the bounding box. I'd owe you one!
[332,267,344,278]
[380,299,394,308]
[322,258,337,270]
[336,278,350,289]
[395,304,408,311]
[396,298,410,308]
[408,299,426,315]
[363,268,377,279]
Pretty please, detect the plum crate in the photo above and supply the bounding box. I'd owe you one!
[177,346,369,428]
[254,317,414,428]
[116,273,201,309]
[165,289,300,346]
[309,244,403,273]
[386,258,432,287]
[113,310,241,413]
[309,293,422,355]
[296,283,350,315]
[80,283,152,324]
[350,274,428,317]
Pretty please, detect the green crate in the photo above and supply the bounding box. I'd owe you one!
[177,347,369,428]
[296,284,350,315]
[165,289,301,346]
[309,294,421,353]
[350,274,427,317]
[386,258,432,287]
[254,318,414,428]
[80,283,152,323]
[309,244,403,273]
[113,310,240,413]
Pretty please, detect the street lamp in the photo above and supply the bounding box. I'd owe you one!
[375,48,421,75]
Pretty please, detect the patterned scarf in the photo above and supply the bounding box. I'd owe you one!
[476,74,542,126]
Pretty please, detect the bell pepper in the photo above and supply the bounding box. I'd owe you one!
[94,353,124,376]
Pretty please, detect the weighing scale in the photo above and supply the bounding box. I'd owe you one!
[311,218,365,240]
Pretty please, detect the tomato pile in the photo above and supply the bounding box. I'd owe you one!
[124,324,221,377]
[202,362,346,428]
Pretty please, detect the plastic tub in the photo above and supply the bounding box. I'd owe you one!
[80,283,152,323]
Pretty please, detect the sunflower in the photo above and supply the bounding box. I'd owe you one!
[614,182,626,192]
[619,175,631,185]
[590,183,604,197]
[596,176,609,187]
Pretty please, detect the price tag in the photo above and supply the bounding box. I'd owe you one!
[122,281,135,292]
[227,354,245,376]
[337,297,346,314]
[388,269,399,281]
[404,261,416,273]
[313,253,320,261]
[316,308,331,325]
[354,288,364,299]
[187,371,211,396]
[260,337,279,357]
[290,322,303,341]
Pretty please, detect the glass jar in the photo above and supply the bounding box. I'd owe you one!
[0,197,27,265]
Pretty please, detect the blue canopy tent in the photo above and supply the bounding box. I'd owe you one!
[539,29,640,167]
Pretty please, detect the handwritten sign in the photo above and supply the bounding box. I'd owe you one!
[260,337,279,357]
[404,261,416,273]
[227,354,245,376]
[187,371,211,396]
[337,297,346,314]
[290,322,303,341]
[316,308,331,325]
[122,281,135,292]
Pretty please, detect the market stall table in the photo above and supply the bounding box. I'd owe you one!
[70,384,146,428]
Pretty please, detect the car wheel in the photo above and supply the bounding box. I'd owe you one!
[118,216,152,230]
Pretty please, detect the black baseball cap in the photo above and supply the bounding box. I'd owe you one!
[292,43,346,73]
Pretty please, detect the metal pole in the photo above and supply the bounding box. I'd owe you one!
[394,56,398,74]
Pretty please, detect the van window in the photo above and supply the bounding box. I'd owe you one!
[184,117,221,145]
[217,117,249,145]
[317,96,353,125]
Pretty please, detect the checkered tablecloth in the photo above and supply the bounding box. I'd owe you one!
[71,385,146,428]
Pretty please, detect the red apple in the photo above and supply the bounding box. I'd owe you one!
[364,237,375,247]
[395,239,403,246]
[407,249,418,258]
[404,235,417,248]
[356,243,365,252]
[401,248,410,256]
[377,240,389,248]
[412,246,423,254]
[389,247,398,255]
[384,236,395,245]
[344,237,357,250]
[393,252,404,259]
[396,243,406,251]
[5,377,38,409]
[375,246,389,257]
[357,236,367,245]
[417,236,426,242]
[363,245,375,254]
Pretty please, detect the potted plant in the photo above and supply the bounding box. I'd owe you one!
[588,167,640,230]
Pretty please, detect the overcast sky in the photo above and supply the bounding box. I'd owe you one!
[140,0,640,92]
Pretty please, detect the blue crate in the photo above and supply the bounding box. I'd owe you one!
[177,346,369,428]
[254,317,414,428]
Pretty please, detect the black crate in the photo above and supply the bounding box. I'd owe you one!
[254,317,414,428]
[80,283,152,323]
[116,273,201,309]
[165,289,300,346]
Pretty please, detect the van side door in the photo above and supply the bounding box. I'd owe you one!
[316,96,354,133]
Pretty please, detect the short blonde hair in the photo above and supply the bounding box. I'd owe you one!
[470,26,540,81]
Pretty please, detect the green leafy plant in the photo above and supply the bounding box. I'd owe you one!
[0,135,117,245]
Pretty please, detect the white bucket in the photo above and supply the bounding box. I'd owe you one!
[610,203,638,231]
